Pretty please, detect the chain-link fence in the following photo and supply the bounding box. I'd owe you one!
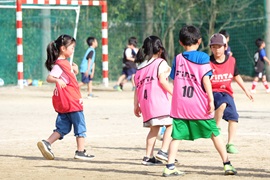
[0,0,266,85]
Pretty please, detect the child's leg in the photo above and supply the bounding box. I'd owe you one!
[251,77,259,90]
[167,139,180,164]
[78,82,84,87]
[87,81,93,95]
[211,134,229,163]
[262,75,270,90]
[47,131,61,145]
[214,103,226,127]
[160,125,172,152]
[211,134,237,175]
[145,126,160,157]
[131,74,135,87]
[227,120,237,145]
[76,136,85,151]
[116,74,126,85]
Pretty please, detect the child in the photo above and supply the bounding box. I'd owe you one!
[163,26,237,177]
[209,33,253,154]
[251,38,270,93]
[79,37,98,98]
[114,37,138,91]
[219,30,233,56]
[134,36,175,165]
[37,34,94,160]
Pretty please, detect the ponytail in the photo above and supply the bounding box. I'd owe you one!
[44,34,76,71]
[45,41,59,71]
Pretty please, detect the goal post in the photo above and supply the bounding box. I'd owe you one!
[16,0,108,88]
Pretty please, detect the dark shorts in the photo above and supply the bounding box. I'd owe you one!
[81,73,93,84]
[213,92,239,122]
[122,68,136,80]
[254,70,266,79]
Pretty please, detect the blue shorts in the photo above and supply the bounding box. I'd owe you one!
[81,73,93,84]
[54,111,87,139]
[122,68,136,80]
[213,92,239,122]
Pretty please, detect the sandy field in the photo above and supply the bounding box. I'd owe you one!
[0,81,270,180]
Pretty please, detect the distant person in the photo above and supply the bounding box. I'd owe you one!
[251,38,270,93]
[219,30,233,56]
[37,34,94,160]
[79,37,98,98]
[114,37,138,91]
[209,33,253,154]
[163,26,237,177]
[134,36,175,165]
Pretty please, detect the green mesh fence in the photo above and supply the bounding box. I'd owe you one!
[0,0,267,85]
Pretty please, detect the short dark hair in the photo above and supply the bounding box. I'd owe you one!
[255,38,264,48]
[86,37,96,46]
[179,25,201,46]
[219,30,230,38]
[128,37,137,47]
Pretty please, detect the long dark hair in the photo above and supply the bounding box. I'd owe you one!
[45,34,76,71]
[135,35,168,64]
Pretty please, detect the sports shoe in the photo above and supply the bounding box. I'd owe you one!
[267,89,270,93]
[141,156,163,165]
[87,94,98,98]
[113,85,122,91]
[37,140,54,160]
[226,144,238,154]
[162,167,185,177]
[224,164,237,175]
[74,149,95,160]
[119,83,123,90]
[156,150,178,163]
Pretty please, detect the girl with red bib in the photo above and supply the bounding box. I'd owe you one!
[37,34,94,160]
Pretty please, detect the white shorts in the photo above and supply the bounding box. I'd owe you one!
[143,116,173,127]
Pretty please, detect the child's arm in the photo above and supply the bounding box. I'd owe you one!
[46,75,66,88]
[202,76,214,114]
[159,72,173,95]
[234,75,254,101]
[72,62,79,75]
[133,90,141,117]
[91,63,95,78]
[85,57,92,76]
[263,56,270,66]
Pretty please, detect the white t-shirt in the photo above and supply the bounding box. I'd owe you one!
[50,64,70,84]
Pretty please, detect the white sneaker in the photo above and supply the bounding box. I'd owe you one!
[266,89,270,93]
[250,89,256,94]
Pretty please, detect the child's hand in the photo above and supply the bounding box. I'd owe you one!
[208,101,215,114]
[90,73,94,78]
[245,91,254,102]
[72,63,79,74]
[134,104,141,117]
[57,79,66,88]
[84,71,89,77]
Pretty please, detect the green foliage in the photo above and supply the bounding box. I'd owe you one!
[0,0,267,85]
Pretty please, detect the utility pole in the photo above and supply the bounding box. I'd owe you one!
[41,9,51,80]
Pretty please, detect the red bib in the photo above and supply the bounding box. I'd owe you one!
[52,60,83,113]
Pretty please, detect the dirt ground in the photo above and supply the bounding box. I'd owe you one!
[0,81,270,180]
